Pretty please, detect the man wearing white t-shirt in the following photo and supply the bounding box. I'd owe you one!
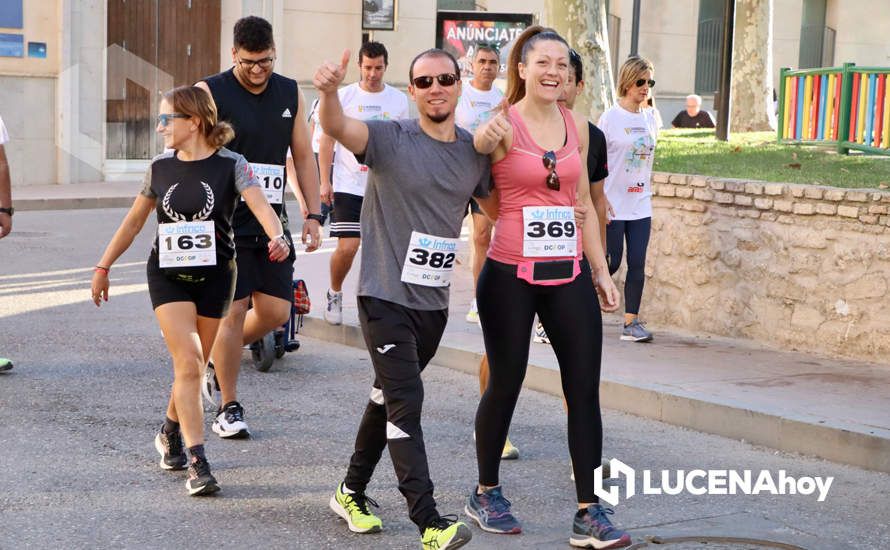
[454,44,502,325]
[320,42,409,324]
[0,115,14,372]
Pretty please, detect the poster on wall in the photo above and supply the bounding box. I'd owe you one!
[435,12,534,85]
[0,33,24,57]
[362,0,397,31]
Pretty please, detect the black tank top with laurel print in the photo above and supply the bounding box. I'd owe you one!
[140,148,260,265]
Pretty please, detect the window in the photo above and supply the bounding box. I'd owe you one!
[799,0,828,68]
[695,0,726,94]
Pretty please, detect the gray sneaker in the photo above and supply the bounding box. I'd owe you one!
[620,319,652,342]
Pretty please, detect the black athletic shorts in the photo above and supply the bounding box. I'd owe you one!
[467,198,483,216]
[233,234,295,302]
[146,256,237,319]
[330,192,363,238]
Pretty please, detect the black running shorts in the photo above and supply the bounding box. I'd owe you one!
[330,192,363,238]
[232,235,295,302]
[147,256,237,319]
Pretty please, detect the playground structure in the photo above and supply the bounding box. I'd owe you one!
[778,63,890,156]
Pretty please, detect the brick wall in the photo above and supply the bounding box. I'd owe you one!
[639,172,890,361]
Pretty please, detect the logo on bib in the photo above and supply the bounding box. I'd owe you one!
[418,237,432,247]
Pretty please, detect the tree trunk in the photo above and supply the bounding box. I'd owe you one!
[730,0,775,132]
[545,0,615,122]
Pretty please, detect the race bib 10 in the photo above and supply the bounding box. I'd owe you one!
[158,220,217,268]
[400,231,459,288]
[522,206,577,257]
[247,163,285,204]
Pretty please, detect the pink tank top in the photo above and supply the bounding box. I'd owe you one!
[488,104,583,265]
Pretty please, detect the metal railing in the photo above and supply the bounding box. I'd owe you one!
[778,63,890,155]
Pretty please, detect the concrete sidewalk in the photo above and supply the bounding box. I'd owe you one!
[13,182,890,474]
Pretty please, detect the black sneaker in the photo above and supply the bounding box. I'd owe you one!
[153,428,187,471]
[185,455,220,496]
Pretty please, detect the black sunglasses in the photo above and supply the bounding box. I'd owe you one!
[635,78,656,88]
[542,151,560,191]
[157,113,190,127]
[412,73,459,89]
[237,56,275,70]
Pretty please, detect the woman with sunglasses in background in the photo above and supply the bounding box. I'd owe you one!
[91,86,288,496]
[598,56,659,343]
[466,26,630,549]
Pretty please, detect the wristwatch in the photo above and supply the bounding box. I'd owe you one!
[305,213,324,224]
[0,207,13,216]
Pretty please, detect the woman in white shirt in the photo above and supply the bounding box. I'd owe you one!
[598,56,658,342]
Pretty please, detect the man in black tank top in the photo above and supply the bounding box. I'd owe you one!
[196,16,323,439]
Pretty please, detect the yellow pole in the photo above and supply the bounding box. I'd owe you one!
[883,79,890,148]
[783,76,793,138]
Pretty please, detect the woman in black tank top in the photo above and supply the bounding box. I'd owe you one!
[90,86,289,496]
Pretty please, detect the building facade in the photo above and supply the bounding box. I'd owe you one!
[0,0,888,187]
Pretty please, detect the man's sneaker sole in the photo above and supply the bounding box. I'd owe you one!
[463,504,522,534]
[569,533,632,549]
[620,334,653,342]
[212,422,250,439]
[186,478,220,496]
[434,523,472,549]
[153,433,186,471]
[329,495,382,533]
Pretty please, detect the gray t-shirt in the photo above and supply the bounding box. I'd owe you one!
[357,119,491,310]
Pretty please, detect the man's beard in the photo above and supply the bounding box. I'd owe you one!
[428,111,452,124]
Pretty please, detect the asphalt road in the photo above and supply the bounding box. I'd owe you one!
[1,208,888,549]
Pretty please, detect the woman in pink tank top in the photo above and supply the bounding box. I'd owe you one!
[465,26,631,549]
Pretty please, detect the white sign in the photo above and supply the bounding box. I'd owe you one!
[400,231,458,287]
[158,220,216,268]
[522,206,577,257]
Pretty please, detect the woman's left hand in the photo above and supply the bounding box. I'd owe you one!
[593,268,620,312]
[267,235,291,263]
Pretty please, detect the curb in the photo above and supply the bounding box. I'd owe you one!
[300,316,890,474]
[17,197,137,212]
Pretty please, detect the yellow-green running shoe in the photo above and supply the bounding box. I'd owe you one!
[421,515,472,550]
[329,482,383,533]
[501,437,520,460]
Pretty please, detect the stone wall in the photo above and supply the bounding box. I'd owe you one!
[643,172,890,362]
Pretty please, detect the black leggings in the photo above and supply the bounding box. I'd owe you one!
[606,217,651,315]
[475,258,603,503]
[344,296,448,530]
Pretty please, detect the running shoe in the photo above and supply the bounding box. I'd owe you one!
[569,504,631,548]
[153,427,187,471]
[533,322,550,344]
[421,515,472,550]
[185,455,220,496]
[620,319,653,342]
[465,299,479,324]
[501,437,520,460]
[325,289,343,325]
[212,401,250,439]
[0,358,12,372]
[329,482,383,533]
[201,361,220,409]
[465,486,521,534]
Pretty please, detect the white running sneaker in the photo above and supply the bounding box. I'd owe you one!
[201,361,221,410]
[212,401,250,439]
[325,289,343,325]
[533,322,550,344]
[465,298,479,324]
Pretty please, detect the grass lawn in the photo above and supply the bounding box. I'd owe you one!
[654,130,890,189]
